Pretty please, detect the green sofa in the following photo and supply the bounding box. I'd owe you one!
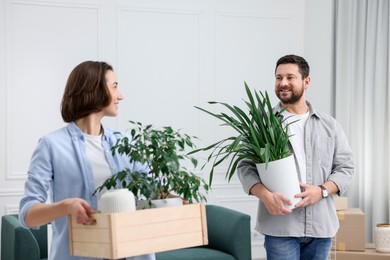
[1,214,48,260]
[1,204,251,260]
[156,204,252,260]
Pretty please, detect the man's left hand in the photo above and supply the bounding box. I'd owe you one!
[294,182,322,208]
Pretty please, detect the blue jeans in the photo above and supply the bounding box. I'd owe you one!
[264,235,332,260]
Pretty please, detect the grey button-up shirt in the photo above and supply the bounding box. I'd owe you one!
[237,101,355,237]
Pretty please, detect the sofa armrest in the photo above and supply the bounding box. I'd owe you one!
[1,214,47,260]
[205,205,251,260]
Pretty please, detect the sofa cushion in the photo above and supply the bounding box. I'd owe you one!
[156,247,236,260]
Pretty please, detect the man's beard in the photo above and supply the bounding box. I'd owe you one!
[275,85,304,105]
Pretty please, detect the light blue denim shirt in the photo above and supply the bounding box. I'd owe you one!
[19,122,155,260]
[237,101,355,238]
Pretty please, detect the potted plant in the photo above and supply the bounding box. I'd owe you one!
[190,82,301,208]
[94,121,209,208]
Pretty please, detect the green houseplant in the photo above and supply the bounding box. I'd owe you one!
[190,82,297,186]
[94,121,209,206]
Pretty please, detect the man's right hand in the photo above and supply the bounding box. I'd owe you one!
[249,183,292,215]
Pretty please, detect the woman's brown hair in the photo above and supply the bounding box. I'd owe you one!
[61,61,113,122]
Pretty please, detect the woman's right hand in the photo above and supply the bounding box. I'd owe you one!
[65,198,95,224]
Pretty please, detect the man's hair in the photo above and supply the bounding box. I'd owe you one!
[61,61,113,122]
[275,54,310,79]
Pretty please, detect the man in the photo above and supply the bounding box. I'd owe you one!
[237,54,355,260]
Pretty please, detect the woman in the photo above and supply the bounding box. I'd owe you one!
[19,61,155,260]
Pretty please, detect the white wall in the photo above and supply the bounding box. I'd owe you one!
[0,0,333,258]
[304,0,334,115]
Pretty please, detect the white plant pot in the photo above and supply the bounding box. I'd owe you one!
[99,189,136,213]
[136,197,183,210]
[256,155,302,209]
[152,197,183,208]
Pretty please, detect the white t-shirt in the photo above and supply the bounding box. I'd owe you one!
[282,110,309,183]
[83,133,112,202]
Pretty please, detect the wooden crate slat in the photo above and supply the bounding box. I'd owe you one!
[117,231,205,257]
[71,228,110,243]
[200,202,208,245]
[72,242,113,258]
[113,204,202,227]
[117,218,203,241]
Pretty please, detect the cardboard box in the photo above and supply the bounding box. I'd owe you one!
[334,196,348,211]
[69,203,208,259]
[336,243,390,260]
[336,208,365,251]
[328,250,336,260]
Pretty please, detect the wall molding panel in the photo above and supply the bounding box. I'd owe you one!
[0,189,24,197]
[4,205,19,215]
[6,171,28,181]
[116,5,202,15]
[115,4,202,134]
[4,0,101,184]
